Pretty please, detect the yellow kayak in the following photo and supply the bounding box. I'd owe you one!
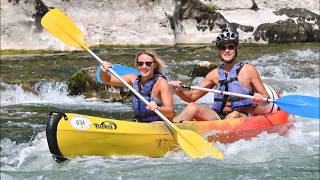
[46,109,294,162]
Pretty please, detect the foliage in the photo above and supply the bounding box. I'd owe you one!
[206,2,217,10]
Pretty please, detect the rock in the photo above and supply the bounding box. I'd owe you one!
[67,66,132,102]
[174,0,255,44]
[21,82,37,94]
[206,0,254,10]
[34,0,49,32]
[254,8,320,43]
[1,0,319,50]
[250,0,259,11]
[191,61,219,77]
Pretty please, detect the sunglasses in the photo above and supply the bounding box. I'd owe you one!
[137,61,154,67]
[219,45,235,50]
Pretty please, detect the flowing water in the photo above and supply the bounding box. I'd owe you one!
[1,44,319,179]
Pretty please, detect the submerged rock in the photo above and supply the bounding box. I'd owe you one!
[191,61,219,77]
[67,62,218,101]
[67,66,132,102]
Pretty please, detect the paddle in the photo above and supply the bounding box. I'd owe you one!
[181,85,320,119]
[96,64,139,83]
[94,64,320,119]
[40,8,223,160]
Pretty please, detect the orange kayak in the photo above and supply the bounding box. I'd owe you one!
[177,109,294,144]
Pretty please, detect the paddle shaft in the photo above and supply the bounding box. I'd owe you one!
[88,49,225,159]
[182,85,274,103]
[41,8,224,159]
[87,49,174,126]
[56,23,172,125]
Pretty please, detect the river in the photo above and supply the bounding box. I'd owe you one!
[0,44,319,179]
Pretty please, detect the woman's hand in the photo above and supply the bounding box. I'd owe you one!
[101,61,112,73]
[146,101,158,111]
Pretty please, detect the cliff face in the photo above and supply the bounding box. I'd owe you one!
[1,0,319,50]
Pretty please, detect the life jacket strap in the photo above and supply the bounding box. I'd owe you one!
[219,77,238,86]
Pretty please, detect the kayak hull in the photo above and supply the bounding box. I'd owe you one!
[46,110,294,162]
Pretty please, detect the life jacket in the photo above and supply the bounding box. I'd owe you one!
[132,72,166,122]
[212,62,256,113]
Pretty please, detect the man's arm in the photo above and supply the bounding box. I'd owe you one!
[248,64,269,105]
[172,69,218,102]
[249,65,268,96]
[157,77,175,118]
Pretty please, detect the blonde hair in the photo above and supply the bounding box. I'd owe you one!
[134,49,167,72]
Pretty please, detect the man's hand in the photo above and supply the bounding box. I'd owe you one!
[252,93,266,105]
[170,80,183,92]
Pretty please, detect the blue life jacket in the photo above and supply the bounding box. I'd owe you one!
[132,72,166,123]
[212,62,256,113]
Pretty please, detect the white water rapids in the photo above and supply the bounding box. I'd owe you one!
[0,48,319,179]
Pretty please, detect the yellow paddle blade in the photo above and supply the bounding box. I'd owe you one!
[40,8,223,160]
[174,126,224,160]
[41,8,88,49]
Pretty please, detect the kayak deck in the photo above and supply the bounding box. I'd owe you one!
[46,110,294,162]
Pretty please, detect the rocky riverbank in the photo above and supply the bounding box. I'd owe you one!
[1,0,319,50]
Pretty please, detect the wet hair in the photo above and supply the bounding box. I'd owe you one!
[134,49,167,72]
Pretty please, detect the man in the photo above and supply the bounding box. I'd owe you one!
[171,28,269,122]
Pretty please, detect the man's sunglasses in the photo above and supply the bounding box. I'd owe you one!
[219,45,235,50]
[137,61,154,67]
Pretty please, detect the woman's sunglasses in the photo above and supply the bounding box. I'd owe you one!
[137,61,154,67]
[219,45,235,50]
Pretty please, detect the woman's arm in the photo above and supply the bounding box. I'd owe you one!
[100,61,137,86]
[152,77,175,118]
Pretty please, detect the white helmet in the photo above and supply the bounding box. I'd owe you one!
[215,28,239,48]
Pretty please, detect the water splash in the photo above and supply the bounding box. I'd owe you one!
[251,49,319,80]
[0,81,132,112]
[0,47,319,179]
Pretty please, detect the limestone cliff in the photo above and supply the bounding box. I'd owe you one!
[1,0,319,50]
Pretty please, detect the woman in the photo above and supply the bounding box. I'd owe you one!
[100,49,175,123]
